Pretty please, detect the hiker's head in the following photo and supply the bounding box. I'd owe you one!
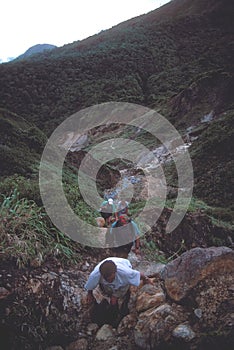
[108,198,114,205]
[99,260,117,282]
[118,214,129,226]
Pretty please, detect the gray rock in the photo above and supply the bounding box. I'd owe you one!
[172,324,196,341]
[162,246,234,301]
[96,324,115,341]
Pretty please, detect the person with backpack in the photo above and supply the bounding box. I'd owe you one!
[85,257,153,327]
[105,214,141,256]
[99,198,117,226]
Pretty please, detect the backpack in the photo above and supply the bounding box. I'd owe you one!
[116,215,129,227]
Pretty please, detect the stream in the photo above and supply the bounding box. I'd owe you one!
[103,141,192,203]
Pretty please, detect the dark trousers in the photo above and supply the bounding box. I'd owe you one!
[90,290,130,328]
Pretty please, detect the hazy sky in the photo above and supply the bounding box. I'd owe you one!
[0,0,171,62]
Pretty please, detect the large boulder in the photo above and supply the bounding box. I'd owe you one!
[161,246,234,301]
[132,247,234,349]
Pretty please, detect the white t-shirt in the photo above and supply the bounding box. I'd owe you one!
[84,257,141,296]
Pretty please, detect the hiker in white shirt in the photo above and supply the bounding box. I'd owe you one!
[85,257,152,306]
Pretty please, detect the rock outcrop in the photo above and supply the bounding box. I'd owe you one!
[129,246,234,349]
[162,246,234,301]
[1,247,233,349]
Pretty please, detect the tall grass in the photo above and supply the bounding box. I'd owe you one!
[0,189,81,268]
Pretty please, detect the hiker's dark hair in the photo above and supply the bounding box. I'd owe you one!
[99,260,117,279]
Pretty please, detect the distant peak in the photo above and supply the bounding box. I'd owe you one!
[14,44,57,61]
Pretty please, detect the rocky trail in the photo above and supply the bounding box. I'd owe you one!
[1,194,233,349]
[1,118,233,349]
[1,164,233,350]
[1,245,233,350]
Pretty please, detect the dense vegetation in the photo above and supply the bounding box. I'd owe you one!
[0,0,233,134]
[0,0,233,267]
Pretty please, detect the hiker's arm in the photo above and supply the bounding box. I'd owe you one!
[113,205,118,220]
[86,290,95,304]
[113,209,118,220]
[84,268,101,291]
[140,272,153,285]
[134,237,141,255]
[136,238,140,246]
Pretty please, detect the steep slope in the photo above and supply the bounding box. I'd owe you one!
[0,0,233,132]
[0,3,233,348]
[191,112,234,207]
[0,108,47,176]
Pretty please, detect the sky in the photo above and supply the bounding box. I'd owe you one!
[0,0,171,63]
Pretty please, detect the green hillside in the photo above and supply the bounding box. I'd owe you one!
[0,0,233,133]
[0,0,233,208]
[0,108,46,177]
